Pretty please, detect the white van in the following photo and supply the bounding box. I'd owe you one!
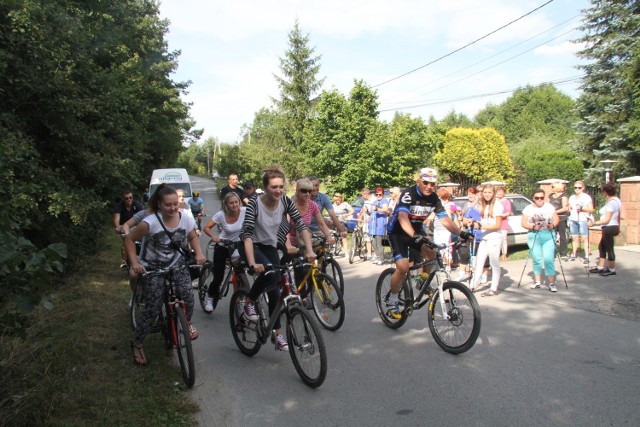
[149,168,192,197]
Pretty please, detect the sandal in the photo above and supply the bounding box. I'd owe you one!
[189,324,199,341]
[131,341,148,366]
[481,289,498,297]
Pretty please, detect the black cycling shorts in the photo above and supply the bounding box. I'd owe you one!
[389,232,423,263]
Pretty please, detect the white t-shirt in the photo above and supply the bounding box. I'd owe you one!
[523,202,556,229]
[212,207,246,241]
[479,201,504,241]
[139,212,196,269]
[569,193,592,221]
[599,197,621,227]
[252,196,284,247]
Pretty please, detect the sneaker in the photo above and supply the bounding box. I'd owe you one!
[204,296,215,313]
[583,258,590,265]
[456,272,468,282]
[386,299,402,319]
[373,259,383,265]
[275,334,289,351]
[599,269,616,277]
[588,267,603,274]
[120,260,128,269]
[243,302,259,321]
[568,256,576,261]
[530,282,541,289]
[548,284,558,293]
[189,324,199,341]
[480,275,488,284]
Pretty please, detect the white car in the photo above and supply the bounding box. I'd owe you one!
[452,194,533,247]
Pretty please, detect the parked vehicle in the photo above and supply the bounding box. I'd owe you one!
[149,168,192,197]
[452,194,533,247]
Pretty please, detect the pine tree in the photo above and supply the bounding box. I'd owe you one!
[272,20,325,149]
[574,0,640,178]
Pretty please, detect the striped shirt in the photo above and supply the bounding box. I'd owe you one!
[241,195,307,247]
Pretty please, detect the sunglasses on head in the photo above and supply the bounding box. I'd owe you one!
[534,196,544,201]
[299,189,311,194]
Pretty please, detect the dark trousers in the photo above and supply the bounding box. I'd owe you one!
[598,226,619,262]
[555,217,568,256]
[240,243,282,330]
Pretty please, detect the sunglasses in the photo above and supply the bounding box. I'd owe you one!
[533,196,544,201]
[574,186,582,189]
[124,197,133,200]
[375,193,383,196]
[299,189,311,194]
[422,181,436,186]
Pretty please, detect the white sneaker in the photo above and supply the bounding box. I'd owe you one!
[275,334,289,351]
[204,297,214,313]
[548,284,558,293]
[456,272,468,281]
[480,275,488,284]
[530,282,541,289]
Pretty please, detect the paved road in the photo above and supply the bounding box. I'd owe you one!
[188,176,640,426]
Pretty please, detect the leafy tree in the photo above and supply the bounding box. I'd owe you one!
[434,128,515,183]
[474,84,577,145]
[574,0,640,177]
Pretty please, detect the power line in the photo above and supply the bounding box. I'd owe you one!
[377,75,583,113]
[379,14,580,105]
[372,0,556,88]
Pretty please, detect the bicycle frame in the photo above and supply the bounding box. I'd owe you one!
[252,270,303,344]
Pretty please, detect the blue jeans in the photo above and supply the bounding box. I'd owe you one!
[527,230,555,276]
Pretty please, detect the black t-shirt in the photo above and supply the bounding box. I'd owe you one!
[220,186,247,205]
[387,185,445,236]
[113,200,144,225]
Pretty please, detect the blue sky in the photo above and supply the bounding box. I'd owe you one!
[158,0,590,143]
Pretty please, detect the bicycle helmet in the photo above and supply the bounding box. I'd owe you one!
[192,191,199,197]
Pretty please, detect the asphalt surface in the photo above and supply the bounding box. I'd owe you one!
[186,176,640,427]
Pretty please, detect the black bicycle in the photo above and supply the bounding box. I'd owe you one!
[348,222,367,264]
[131,264,198,387]
[198,239,251,313]
[312,234,345,296]
[374,238,481,354]
[229,264,328,388]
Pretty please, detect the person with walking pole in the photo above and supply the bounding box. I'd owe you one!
[568,181,593,263]
[521,189,560,292]
[587,183,622,276]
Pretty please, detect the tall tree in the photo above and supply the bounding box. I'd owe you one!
[272,20,325,150]
[574,0,640,177]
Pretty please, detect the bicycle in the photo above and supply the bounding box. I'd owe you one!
[312,234,345,296]
[130,264,198,387]
[329,229,342,256]
[348,222,367,264]
[374,238,481,354]
[229,264,328,388]
[198,239,251,313]
[287,254,345,331]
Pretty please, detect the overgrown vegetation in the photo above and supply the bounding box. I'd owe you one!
[0,232,197,426]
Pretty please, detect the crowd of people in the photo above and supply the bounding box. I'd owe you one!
[116,168,623,365]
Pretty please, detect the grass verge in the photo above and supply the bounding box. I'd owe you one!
[0,232,198,426]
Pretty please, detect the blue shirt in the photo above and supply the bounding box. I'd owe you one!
[309,192,333,232]
[463,206,483,242]
[369,198,389,236]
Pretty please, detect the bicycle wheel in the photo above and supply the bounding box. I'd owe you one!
[130,279,144,331]
[174,305,196,387]
[286,306,327,388]
[357,233,367,260]
[310,273,345,331]
[375,268,410,329]
[229,290,261,356]
[321,258,345,295]
[333,236,342,256]
[348,244,356,264]
[159,304,172,350]
[428,281,481,354]
[198,265,213,313]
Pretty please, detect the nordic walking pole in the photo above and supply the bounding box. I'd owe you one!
[552,229,568,288]
[517,229,539,288]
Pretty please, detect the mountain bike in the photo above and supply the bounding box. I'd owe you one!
[312,234,345,296]
[229,265,328,388]
[330,230,342,256]
[348,223,367,264]
[198,239,251,313]
[287,255,345,331]
[374,238,481,354]
[130,264,198,387]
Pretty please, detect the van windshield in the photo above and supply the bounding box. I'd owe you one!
[150,183,193,196]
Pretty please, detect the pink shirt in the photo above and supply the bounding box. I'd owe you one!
[288,200,319,246]
[499,198,512,231]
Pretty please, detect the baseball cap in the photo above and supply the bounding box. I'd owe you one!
[419,167,438,183]
[245,181,255,189]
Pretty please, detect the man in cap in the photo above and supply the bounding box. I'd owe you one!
[385,168,472,318]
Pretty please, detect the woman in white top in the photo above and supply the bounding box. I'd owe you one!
[202,192,246,312]
[471,184,504,296]
[587,183,622,276]
[568,180,594,262]
[522,189,560,292]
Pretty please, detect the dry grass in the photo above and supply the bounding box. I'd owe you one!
[0,234,198,426]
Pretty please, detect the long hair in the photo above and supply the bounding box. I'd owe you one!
[262,165,286,188]
[148,184,177,213]
[478,184,497,218]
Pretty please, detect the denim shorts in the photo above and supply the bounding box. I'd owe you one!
[569,220,588,236]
